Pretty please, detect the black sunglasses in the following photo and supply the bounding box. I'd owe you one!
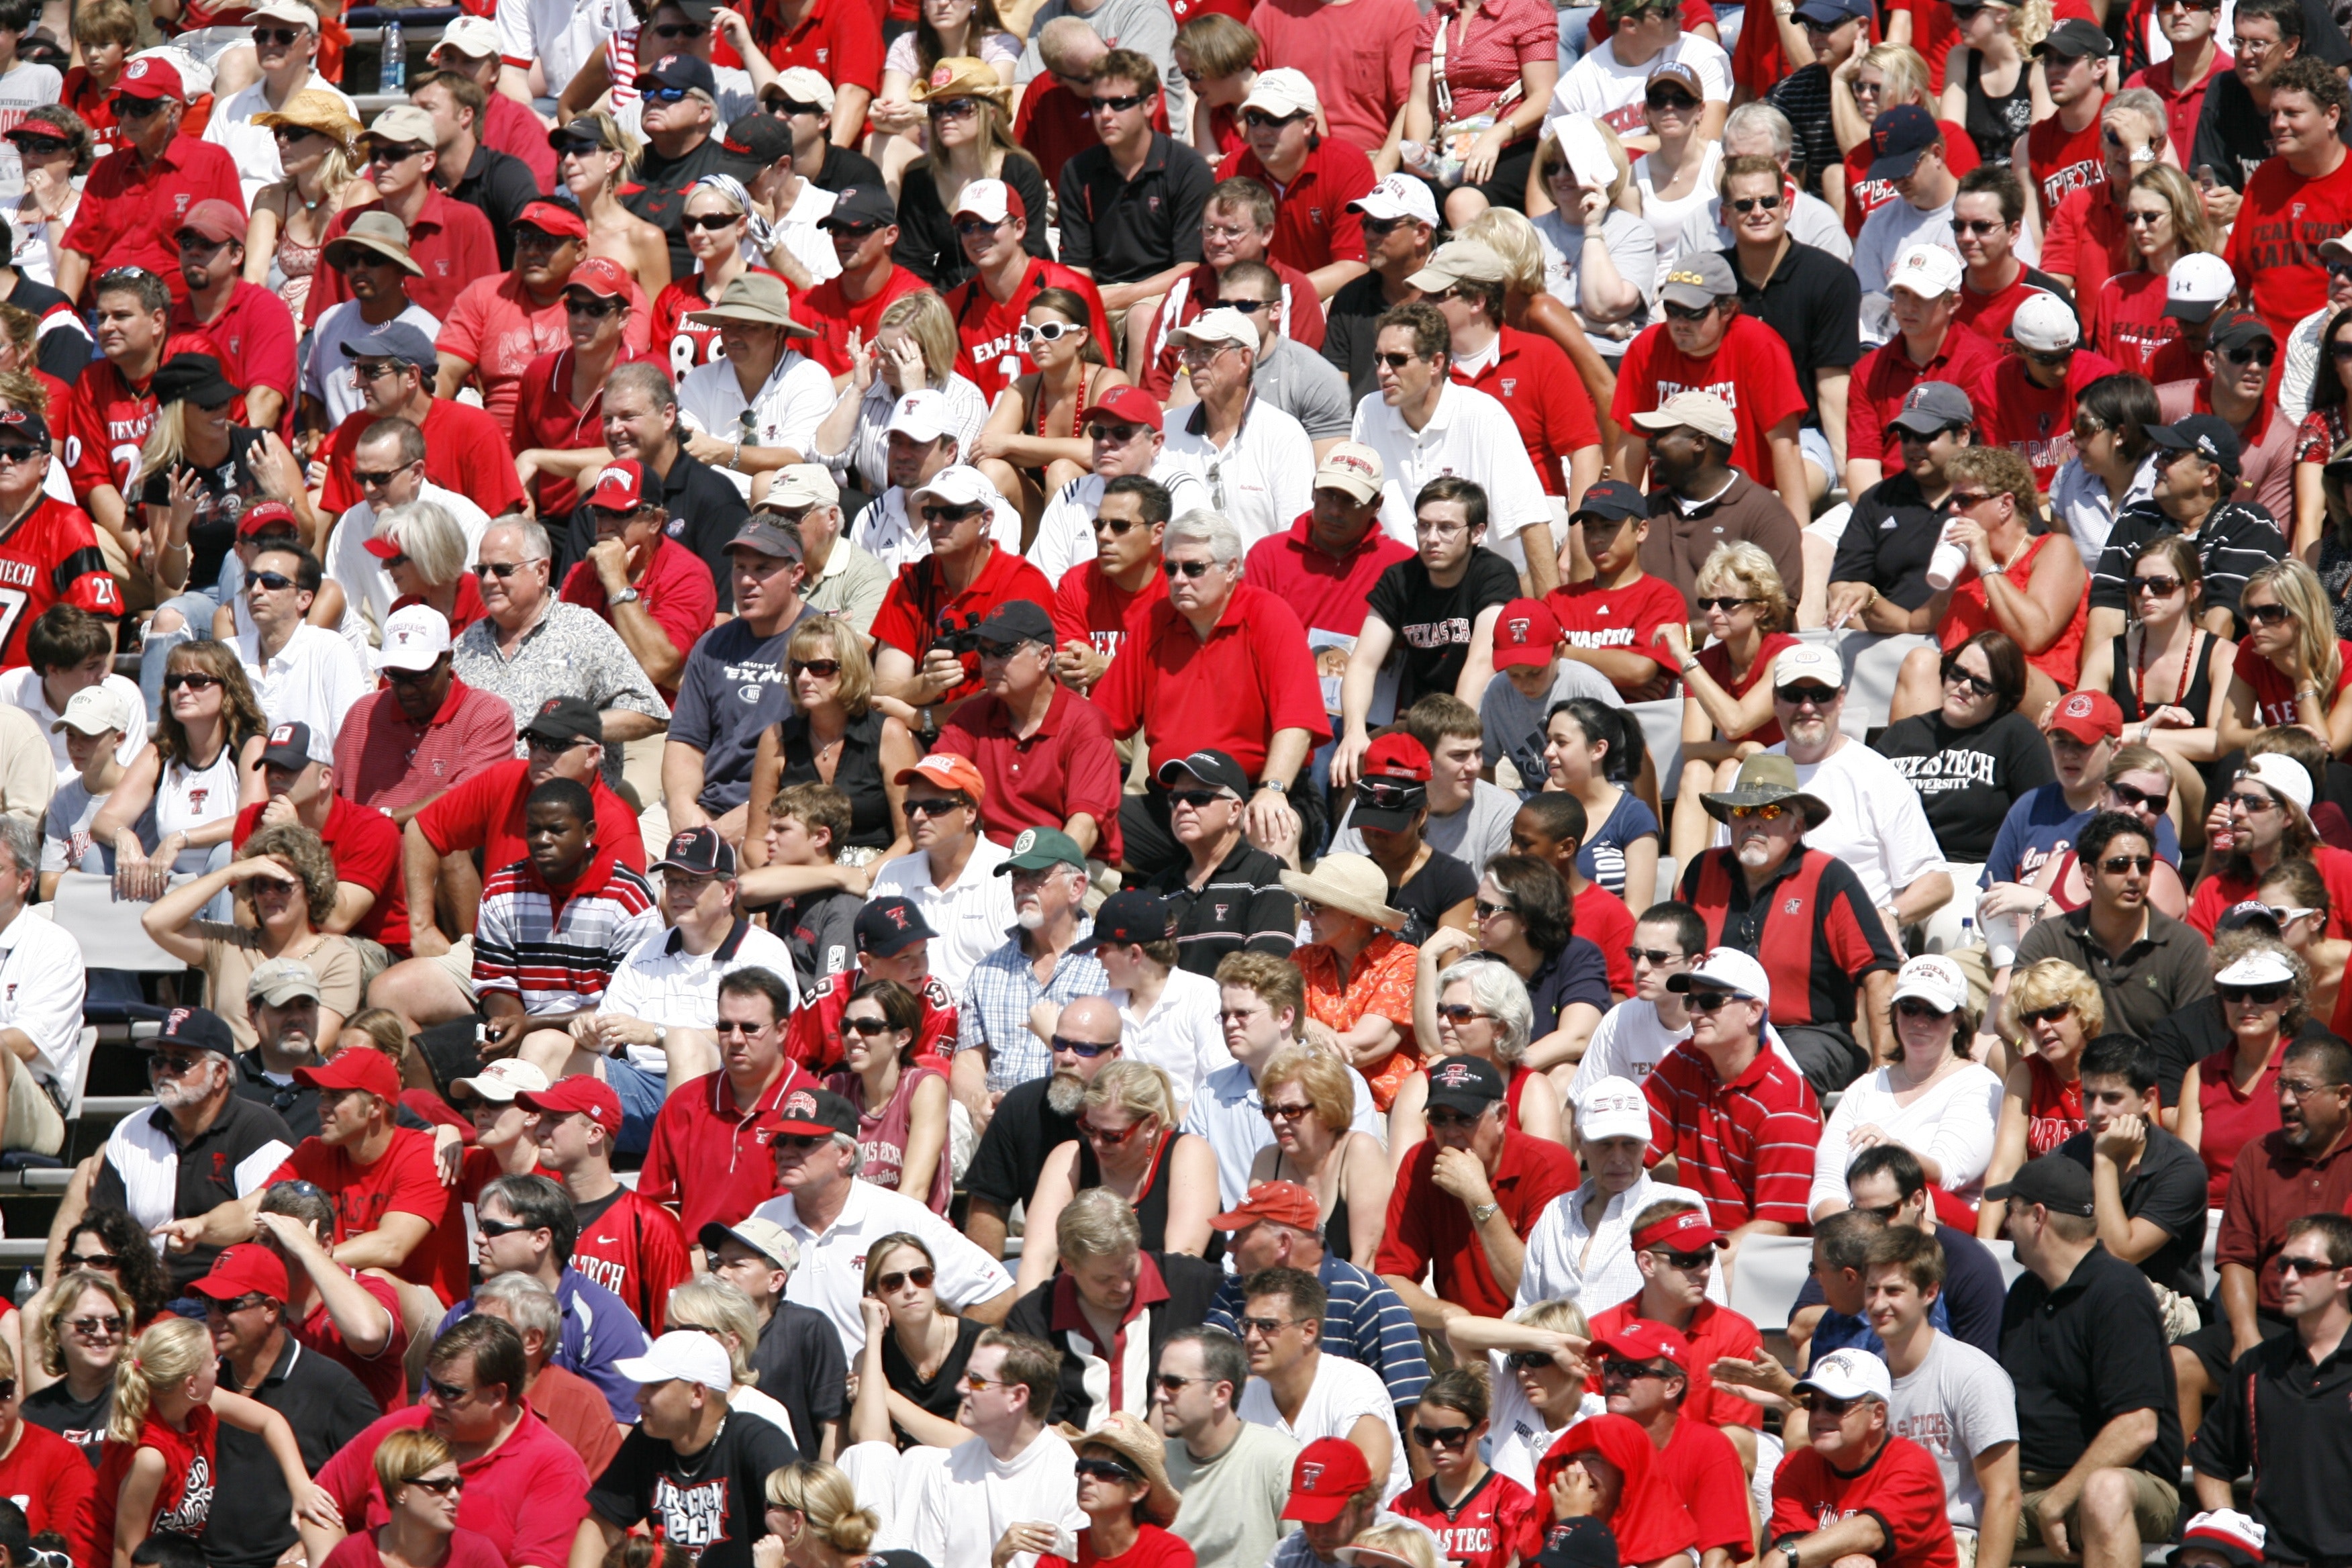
[2219,981,2291,1004]
[1051,1034,1117,1057]
[1940,658,1998,697]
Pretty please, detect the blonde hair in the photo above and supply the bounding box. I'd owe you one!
[765,1463,879,1555]
[665,1277,762,1385]
[1460,209,1546,299]
[1695,540,1794,632]
[2126,164,2217,264]
[1083,1059,1176,1128]
[1857,44,1932,107]
[1258,1046,1353,1134]
[920,66,1032,186]
[1538,117,1633,207]
[569,110,642,186]
[786,616,875,717]
[2243,558,2342,694]
[878,290,961,386]
[375,1428,455,1500]
[42,1271,132,1377]
[2005,958,2106,1040]
[136,399,197,483]
[1511,1295,1590,1338]
[1346,1526,1442,1568]
[109,1316,210,1444]
[375,499,469,589]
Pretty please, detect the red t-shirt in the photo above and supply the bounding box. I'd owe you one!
[785,970,957,1075]
[0,1417,95,1539]
[1657,1414,1755,1555]
[1612,315,1808,489]
[1977,348,2122,493]
[298,1267,409,1414]
[318,397,526,518]
[170,280,298,403]
[1226,136,1379,274]
[1391,1470,1533,1568]
[1583,1298,1767,1428]
[1574,881,1638,997]
[1453,328,1600,493]
[416,757,648,874]
[0,495,113,670]
[946,260,1114,404]
[1089,581,1334,778]
[2026,105,2110,213]
[270,1128,467,1305]
[2227,149,2352,344]
[311,1408,589,1568]
[569,1185,693,1333]
[638,1061,824,1236]
[794,265,928,379]
[559,534,719,701]
[1050,558,1167,666]
[512,343,665,517]
[59,330,227,502]
[1545,574,1688,677]
[1768,1436,1958,1568]
[2188,842,2352,943]
[1039,1523,1197,1568]
[870,544,1057,704]
[80,1408,217,1568]
[2233,638,2352,728]
[2086,268,2178,379]
[58,135,244,304]
[434,273,654,438]
[1245,0,1418,156]
[232,791,410,952]
[651,266,789,385]
[1953,271,2059,346]
[60,68,117,161]
[305,191,501,328]
[1895,0,1957,86]
[1842,126,1978,237]
[1242,513,1414,639]
[1847,326,2004,472]
[2025,1052,2086,1153]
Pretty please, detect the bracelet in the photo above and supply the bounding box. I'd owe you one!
[731,441,742,472]
[1679,656,1700,674]
[2300,684,2323,701]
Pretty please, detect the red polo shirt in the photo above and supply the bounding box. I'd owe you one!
[2226,148,2352,345]
[312,1407,589,1568]
[754,0,883,93]
[437,271,655,438]
[513,342,665,516]
[305,190,501,328]
[59,330,228,502]
[481,91,559,191]
[1374,1126,1578,1318]
[170,280,297,405]
[1585,1297,1767,1428]
[799,264,928,377]
[59,134,244,304]
[1845,326,2004,472]
[332,678,518,816]
[947,260,1113,403]
[1612,314,1809,488]
[1978,348,2122,492]
[638,1059,824,1238]
[558,533,719,701]
[1242,511,1414,638]
[233,791,410,952]
[1050,557,1166,665]
[318,396,526,517]
[1575,881,1638,996]
[2126,52,2231,169]
[1090,581,1333,778]
[415,757,648,873]
[1453,326,1600,494]
[1657,1407,1761,1549]
[1643,1038,1821,1232]
[870,544,1057,703]
[1227,136,1377,276]
[934,681,1127,865]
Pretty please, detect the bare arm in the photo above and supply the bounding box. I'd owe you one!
[895,1073,950,1210]
[663,741,712,832]
[1973,1442,2021,1568]
[1332,615,1400,789]
[1976,1067,2033,1238]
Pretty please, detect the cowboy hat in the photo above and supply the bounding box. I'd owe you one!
[1280,853,1405,930]
[1072,1414,1182,1526]
[1700,753,1830,829]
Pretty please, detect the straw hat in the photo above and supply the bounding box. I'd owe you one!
[252,87,362,148]
[1280,853,1405,931]
[1072,1414,1181,1526]
[910,56,1010,103]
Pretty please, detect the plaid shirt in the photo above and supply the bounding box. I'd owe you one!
[956,927,1109,1093]
[473,851,662,1015]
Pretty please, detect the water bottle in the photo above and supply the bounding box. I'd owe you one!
[11,1269,34,1309]
[1924,516,1969,591]
[1959,916,1974,950]
[381,15,405,93]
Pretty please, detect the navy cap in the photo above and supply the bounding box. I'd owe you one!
[1867,105,1942,181]
[258,722,315,771]
[856,896,938,957]
[2144,413,2242,477]
[1792,0,1868,23]
[820,183,897,230]
[1074,889,1173,952]
[1571,479,1648,524]
[634,52,718,97]
[148,1006,238,1057]
[0,407,50,448]
[339,320,438,369]
[652,826,737,877]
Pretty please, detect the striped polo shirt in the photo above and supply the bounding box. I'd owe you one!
[1643,1040,1821,1232]
[473,851,662,1015]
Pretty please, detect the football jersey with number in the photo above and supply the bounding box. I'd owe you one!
[650,266,788,386]
[0,494,114,669]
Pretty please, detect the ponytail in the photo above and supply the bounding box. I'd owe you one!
[109,1318,208,1445]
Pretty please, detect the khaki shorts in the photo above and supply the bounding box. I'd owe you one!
[1952,1528,1977,1568]
[428,934,478,1000]
[4,1059,64,1156]
[2017,1470,2179,1548]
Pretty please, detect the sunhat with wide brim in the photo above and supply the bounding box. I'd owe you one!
[1700,752,1831,830]
[909,56,1011,103]
[685,271,818,338]
[1069,1414,1181,1526]
[1280,852,1406,931]
[252,87,362,148]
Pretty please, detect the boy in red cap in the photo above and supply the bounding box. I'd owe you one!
[522,1077,691,1332]
[1275,1438,1385,1567]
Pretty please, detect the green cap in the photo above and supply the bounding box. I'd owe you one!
[995,826,1087,873]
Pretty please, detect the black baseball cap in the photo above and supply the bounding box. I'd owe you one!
[652,826,736,877]
[634,52,718,96]
[2034,17,2112,56]
[2143,413,2242,477]
[856,895,938,957]
[1074,890,1172,952]
[820,183,897,231]
[1571,479,1647,525]
[1983,1151,2096,1216]
[1425,1055,1507,1115]
[769,1086,860,1139]
[975,600,1055,646]
[2208,311,2275,353]
[148,1006,238,1057]
[524,695,604,747]
[719,113,793,169]
[1867,105,1941,180]
[1155,749,1251,798]
[258,721,315,771]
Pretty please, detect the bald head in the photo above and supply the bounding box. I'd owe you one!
[1059,995,1124,1047]
[1040,15,1108,74]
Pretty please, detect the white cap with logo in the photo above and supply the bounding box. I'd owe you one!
[614,1330,736,1391]
[373,605,452,672]
[1577,1076,1652,1143]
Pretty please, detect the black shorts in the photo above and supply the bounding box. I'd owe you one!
[2178,1306,2291,1386]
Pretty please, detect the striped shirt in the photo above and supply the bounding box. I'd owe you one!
[1145,839,1298,978]
[956,929,1110,1093]
[1206,1255,1430,1411]
[1643,1041,1822,1231]
[473,853,662,1015]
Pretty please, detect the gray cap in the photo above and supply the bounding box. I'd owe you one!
[1658,251,1736,309]
[1885,381,1975,436]
[339,320,437,369]
[248,957,322,1006]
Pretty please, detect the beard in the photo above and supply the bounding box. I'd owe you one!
[1046,1070,1086,1116]
[1016,905,1044,932]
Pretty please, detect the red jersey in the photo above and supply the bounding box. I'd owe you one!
[2027,105,2110,212]
[1051,558,1166,665]
[1769,1436,1958,1568]
[1977,348,2122,492]
[2227,149,2352,344]
[268,1127,468,1305]
[1392,1470,1533,1568]
[784,969,957,1074]
[2086,268,2177,377]
[60,67,117,160]
[1545,573,1687,676]
[512,343,665,516]
[1842,126,1978,237]
[2025,1052,2086,1153]
[567,1184,692,1332]
[650,267,787,385]
[0,1417,94,1538]
[79,1408,217,1568]
[318,397,526,517]
[1612,315,1809,488]
[416,758,648,875]
[59,330,227,501]
[298,1267,409,1414]
[946,260,1112,403]
[57,134,244,304]
[1453,327,1601,493]
[1226,136,1377,275]
[1846,326,2004,472]
[1574,881,1638,997]
[799,265,930,379]
[869,544,1057,703]
[0,495,113,669]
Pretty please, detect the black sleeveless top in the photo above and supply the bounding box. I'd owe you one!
[2104,628,2218,724]
[1961,49,2033,166]
[774,706,893,849]
[1271,1145,1353,1259]
[1077,1130,1222,1265]
[879,1314,985,1449]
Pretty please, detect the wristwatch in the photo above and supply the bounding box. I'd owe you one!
[612,587,642,605]
[1259,779,1287,794]
[1471,1202,1500,1226]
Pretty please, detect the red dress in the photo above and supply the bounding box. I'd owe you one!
[2024,1054,2086,1155]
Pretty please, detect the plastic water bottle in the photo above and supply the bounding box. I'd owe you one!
[1959,916,1974,950]
[381,16,405,93]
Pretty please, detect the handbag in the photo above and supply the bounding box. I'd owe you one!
[1430,7,1522,189]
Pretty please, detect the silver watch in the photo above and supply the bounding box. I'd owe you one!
[612,587,642,605]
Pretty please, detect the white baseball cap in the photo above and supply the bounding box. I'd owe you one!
[2240,754,2314,827]
[950,177,1024,226]
[1630,390,1736,445]
[887,389,954,444]
[910,464,1000,510]
[771,66,836,113]
[53,685,132,737]
[1576,1076,1652,1143]
[1665,946,1772,1006]
[1170,307,1258,352]
[373,604,452,673]
[2010,291,2081,352]
[1892,953,1969,1014]
[432,15,501,56]
[1240,66,1318,120]
[245,0,318,29]
[1888,242,1963,300]
[1794,1347,1892,1403]
[1349,173,1438,227]
[2164,252,2236,322]
[450,1058,551,1104]
[614,1330,736,1392]
[1770,642,1845,689]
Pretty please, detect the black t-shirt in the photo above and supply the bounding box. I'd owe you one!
[1365,548,1520,710]
[135,426,273,596]
[587,1406,799,1568]
[1724,240,1861,427]
[748,1301,848,1454]
[815,143,884,193]
[878,1314,985,1448]
[962,1074,1079,1208]
[21,1380,109,1466]
[1322,270,1390,404]
[447,144,546,271]
[92,1094,298,1289]
[2054,1125,2210,1304]
[1872,707,2057,863]
[1831,469,1948,608]
[624,135,734,280]
[1391,847,1477,946]
[208,1340,383,1568]
[2000,1242,2185,1478]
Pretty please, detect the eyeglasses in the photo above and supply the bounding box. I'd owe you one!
[1777,685,1839,708]
[1941,659,1998,697]
[2133,574,2182,597]
[1078,1118,1142,1146]
[1019,320,1080,346]
[2222,344,2277,367]
[1412,1423,1475,1447]
[2108,780,2170,814]
[905,795,971,818]
[162,671,219,693]
[1683,990,1739,1013]
[2282,1253,2341,1275]
[1164,558,1215,579]
[1950,217,2004,236]
[1697,595,1755,612]
[1088,91,1150,113]
[788,658,841,679]
[2019,1002,2074,1026]
[2219,981,2291,1004]
[1237,1315,1304,1338]
[1729,194,1783,213]
[875,1267,934,1292]
[1051,1035,1117,1058]
[683,213,742,232]
[2282,1077,2340,1098]
[1893,998,1952,1020]
[1602,1357,1667,1381]
[66,1316,125,1338]
[1261,1099,1315,1122]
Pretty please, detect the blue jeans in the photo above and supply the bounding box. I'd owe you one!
[606,1056,666,1155]
[140,587,224,720]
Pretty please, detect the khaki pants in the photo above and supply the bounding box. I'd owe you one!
[4,1059,64,1156]
[2016,1471,2179,1549]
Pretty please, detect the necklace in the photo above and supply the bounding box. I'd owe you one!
[2128,623,2193,718]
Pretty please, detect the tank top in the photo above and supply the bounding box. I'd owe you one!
[777,707,893,850]
[1961,49,2032,166]
[2195,1038,2286,1205]
[1077,1130,1221,1264]
[1636,142,1724,293]
[84,1406,218,1568]
[1272,1142,1353,1257]
[276,235,321,320]
[2024,1053,2086,1154]
[153,741,244,872]
[1945,532,2086,687]
[2105,628,2217,724]
[826,1063,953,1214]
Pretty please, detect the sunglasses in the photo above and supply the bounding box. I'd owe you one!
[1075,1458,1141,1483]
[2282,1254,2341,1275]
[9,134,65,154]
[565,295,626,317]
[249,570,297,592]
[1164,558,1215,579]
[841,1015,896,1038]
[929,97,982,119]
[1088,91,1150,113]
[352,465,414,487]
[1411,1424,1475,1447]
[2245,602,2294,626]
[2019,1002,2074,1026]
[683,213,742,232]
[1683,990,1740,1012]
[1261,1099,1315,1122]
[1626,946,1681,966]
[1425,1108,1483,1129]
[2220,981,2292,1004]
[407,1475,464,1496]
[1729,194,1783,213]
[1645,91,1699,111]
[2133,574,2182,597]
[905,795,971,817]
[1238,1315,1303,1338]
[1437,1003,1491,1024]
[1947,490,1996,509]
[642,85,692,102]
[1894,997,1952,1020]
[2098,854,2155,876]
[1602,1357,1667,1381]
[1653,1246,1716,1269]
[2024,348,2075,369]
[113,95,166,117]
[366,142,426,164]
[163,672,220,691]
[67,1316,125,1336]
[1077,1118,1142,1145]
[920,502,986,522]
[1019,320,1081,346]
[1052,1034,1117,1057]
[1663,301,1716,322]
[1941,659,1998,697]
[788,658,841,678]
[1473,898,1514,922]
[1373,351,1420,369]
[1697,595,1755,612]
[652,17,707,33]
[1088,422,1148,444]
[1506,1351,1558,1371]
[2222,344,2277,367]
[475,561,526,579]
[68,1252,119,1270]
[476,1216,537,1236]
[1169,789,1230,809]
[1241,108,1306,129]
[2122,209,2167,228]
[875,1267,935,1291]
[1950,217,2004,236]
[1808,1393,1863,1418]
[2108,780,2169,813]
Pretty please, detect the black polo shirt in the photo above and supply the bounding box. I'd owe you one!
[749,1300,849,1453]
[442,142,544,271]
[234,1048,319,1134]
[1831,469,1948,609]
[2000,1241,2184,1479]
[561,444,749,608]
[2190,1323,2352,1563]
[624,134,734,279]
[1147,836,1299,975]
[814,142,883,194]
[91,1093,297,1289]
[1724,240,1860,428]
[1056,132,1215,286]
[963,1074,1081,1210]
[1322,269,1394,403]
[2055,1123,2210,1302]
[209,1338,383,1568]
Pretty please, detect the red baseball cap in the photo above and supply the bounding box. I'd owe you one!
[116,54,184,100]
[516,199,589,241]
[1589,1318,1689,1369]
[238,500,301,539]
[1630,1207,1727,1253]
[2047,688,2122,744]
[1362,732,1431,781]
[517,1077,623,1137]
[585,459,649,511]
[567,256,632,300]
[187,1242,290,1304]
[1282,1439,1373,1522]
[1210,1179,1320,1233]
[1491,597,1562,671]
[895,752,987,799]
[1080,385,1163,433]
[295,1046,401,1102]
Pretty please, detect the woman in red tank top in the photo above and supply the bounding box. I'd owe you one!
[2220,560,2352,753]
[78,1316,339,1568]
[1661,544,1801,872]
[2177,939,2299,1207]
[824,978,953,1215]
[1977,958,2100,1238]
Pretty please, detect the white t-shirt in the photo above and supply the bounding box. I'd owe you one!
[1549,34,1730,136]
[1773,738,1947,910]
[39,775,105,875]
[305,301,444,430]
[1887,1332,2019,1530]
[1809,1061,2004,1215]
[154,746,242,871]
[599,920,801,1074]
[207,72,356,206]
[677,351,837,498]
[882,1430,1087,1568]
[0,905,83,1090]
[1351,384,1553,569]
[1238,1352,1409,1502]
[1110,966,1226,1114]
[1636,142,1723,293]
[752,1177,1014,1356]
[0,667,147,784]
[867,836,1016,1001]
[1487,1383,1604,1491]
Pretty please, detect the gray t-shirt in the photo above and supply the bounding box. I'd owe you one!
[1256,338,1355,443]
[1886,1330,2019,1530]
[1479,661,1625,795]
[665,605,819,812]
[1330,776,1524,869]
[1165,1420,1298,1568]
[40,777,104,875]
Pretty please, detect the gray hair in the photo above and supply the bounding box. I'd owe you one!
[1059,1186,1143,1261]
[665,1277,761,1385]
[0,818,35,881]
[607,361,677,415]
[2104,87,2166,144]
[1438,954,1534,1064]
[1723,101,1794,162]
[1163,509,1244,565]
[472,1271,563,1346]
[375,499,467,589]
[487,518,552,562]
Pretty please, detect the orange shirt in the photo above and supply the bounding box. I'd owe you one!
[1295,930,1420,1109]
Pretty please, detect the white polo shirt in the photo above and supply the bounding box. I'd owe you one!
[867,834,1017,1001]
[1351,383,1553,571]
[1109,966,1226,1115]
[678,350,838,498]
[234,622,367,761]
[1514,1168,1724,1314]
[599,918,801,1074]
[1238,1351,1409,1502]
[0,907,84,1095]
[849,485,1024,576]
[1161,395,1314,548]
[1181,1058,1387,1210]
[751,1177,1014,1356]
